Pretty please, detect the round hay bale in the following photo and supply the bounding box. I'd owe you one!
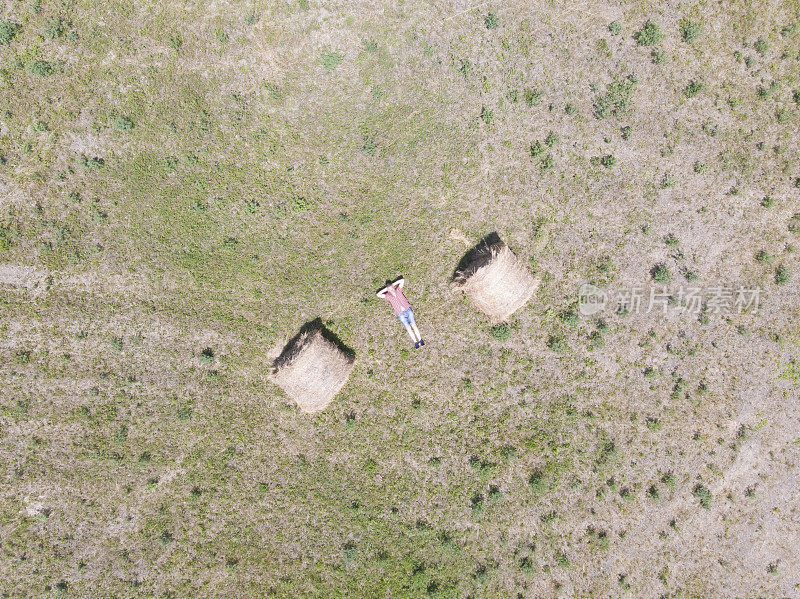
[271,327,355,413]
[453,240,539,323]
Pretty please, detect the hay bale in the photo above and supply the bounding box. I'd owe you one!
[453,239,539,323]
[271,327,355,413]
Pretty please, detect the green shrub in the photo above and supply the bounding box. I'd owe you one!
[459,59,473,79]
[756,250,774,264]
[635,21,665,46]
[528,470,548,495]
[200,348,215,363]
[652,50,668,64]
[0,20,20,45]
[680,19,703,43]
[506,88,519,103]
[547,335,566,354]
[754,38,769,56]
[361,138,377,155]
[757,81,780,99]
[594,77,636,119]
[652,264,672,284]
[782,23,799,37]
[693,161,707,174]
[322,51,344,72]
[589,331,605,349]
[600,154,616,168]
[291,196,309,212]
[28,60,53,77]
[776,109,790,124]
[484,12,499,29]
[215,28,228,43]
[621,125,633,140]
[694,484,712,508]
[480,106,494,125]
[43,17,66,39]
[80,156,105,169]
[564,102,577,115]
[524,88,542,106]
[608,21,621,35]
[762,196,776,208]
[559,310,580,327]
[671,378,688,400]
[168,34,182,50]
[490,324,511,341]
[110,337,123,351]
[544,131,560,147]
[14,350,31,365]
[470,492,484,515]
[664,234,679,247]
[112,116,134,131]
[540,154,554,170]
[530,140,545,158]
[775,265,790,285]
[684,80,704,98]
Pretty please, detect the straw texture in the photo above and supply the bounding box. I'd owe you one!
[454,240,539,323]
[271,328,355,413]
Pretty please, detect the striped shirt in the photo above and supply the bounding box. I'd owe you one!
[383,287,412,315]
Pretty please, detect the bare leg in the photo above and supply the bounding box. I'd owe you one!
[402,323,417,342]
[410,323,422,342]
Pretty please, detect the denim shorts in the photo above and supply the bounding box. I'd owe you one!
[398,308,416,327]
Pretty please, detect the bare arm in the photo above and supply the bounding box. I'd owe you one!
[376,288,388,298]
[393,277,405,289]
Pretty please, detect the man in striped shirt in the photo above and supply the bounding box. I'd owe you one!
[377,276,425,349]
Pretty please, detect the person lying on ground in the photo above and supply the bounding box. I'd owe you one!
[376,276,425,349]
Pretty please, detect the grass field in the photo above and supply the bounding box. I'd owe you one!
[1,0,800,596]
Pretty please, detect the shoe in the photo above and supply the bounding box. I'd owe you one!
[419,339,425,347]
[414,341,420,349]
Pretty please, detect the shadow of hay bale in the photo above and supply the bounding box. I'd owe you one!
[271,318,355,413]
[452,233,539,323]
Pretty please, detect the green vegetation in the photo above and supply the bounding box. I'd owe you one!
[322,51,344,71]
[684,80,704,98]
[775,265,790,285]
[680,19,703,43]
[635,21,665,46]
[0,4,793,597]
[490,324,511,341]
[694,484,713,508]
[28,60,53,77]
[524,88,542,106]
[594,77,637,119]
[112,116,135,131]
[652,264,672,284]
[0,20,20,45]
